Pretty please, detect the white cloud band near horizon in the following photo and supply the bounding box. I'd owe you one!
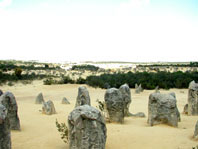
[0,0,197,63]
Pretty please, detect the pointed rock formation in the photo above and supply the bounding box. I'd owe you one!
[188,81,198,115]
[104,88,124,123]
[0,92,20,130]
[75,86,91,107]
[0,104,11,149]
[62,97,70,104]
[42,100,56,115]
[119,84,132,116]
[35,93,44,104]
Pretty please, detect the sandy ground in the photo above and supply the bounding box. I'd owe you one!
[1,80,198,149]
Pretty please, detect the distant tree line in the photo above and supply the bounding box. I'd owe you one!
[85,71,198,89]
[43,71,198,90]
[0,70,47,85]
[43,76,86,85]
[0,63,60,72]
[71,65,99,71]
[138,62,198,68]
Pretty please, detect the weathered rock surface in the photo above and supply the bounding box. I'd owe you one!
[68,105,107,149]
[135,84,143,94]
[183,104,188,114]
[42,100,56,115]
[0,104,11,149]
[194,120,198,139]
[104,88,124,123]
[35,93,44,104]
[119,84,132,116]
[0,90,3,96]
[0,92,20,130]
[148,92,179,127]
[169,92,181,122]
[188,81,198,115]
[62,97,70,104]
[75,86,91,107]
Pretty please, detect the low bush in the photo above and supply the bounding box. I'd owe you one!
[86,71,198,89]
[71,64,99,71]
[55,119,69,143]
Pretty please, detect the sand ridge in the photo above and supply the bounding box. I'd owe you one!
[1,80,197,149]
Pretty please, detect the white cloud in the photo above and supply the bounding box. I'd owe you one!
[0,1,197,62]
[0,0,12,8]
[122,0,150,8]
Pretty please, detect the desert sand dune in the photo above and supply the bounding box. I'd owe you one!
[1,81,198,149]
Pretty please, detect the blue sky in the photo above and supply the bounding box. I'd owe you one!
[0,0,197,62]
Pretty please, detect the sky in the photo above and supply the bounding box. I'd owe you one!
[0,0,198,62]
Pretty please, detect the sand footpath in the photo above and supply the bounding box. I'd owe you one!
[1,80,198,149]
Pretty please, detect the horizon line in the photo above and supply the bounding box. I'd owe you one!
[0,59,197,64]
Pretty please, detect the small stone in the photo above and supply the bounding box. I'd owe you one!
[62,97,70,104]
[131,112,146,118]
[155,86,160,93]
[183,104,188,114]
[42,100,56,115]
[135,84,143,94]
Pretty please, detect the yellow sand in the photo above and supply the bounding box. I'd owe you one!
[1,80,198,149]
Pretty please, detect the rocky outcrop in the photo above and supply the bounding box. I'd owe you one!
[0,104,11,149]
[35,93,44,104]
[104,88,124,123]
[0,92,20,130]
[75,86,91,107]
[188,81,198,115]
[68,105,107,149]
[62,97,70,104]
[119,84,132,116]
[148,92,179,127]
[42,100,56,115]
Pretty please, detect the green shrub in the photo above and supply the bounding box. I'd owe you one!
[14,67,22,79]
[55,119,69,143]
[76,77,86,84]
[61,76,75,84]
[86,71,198,89]
[43,78,55,85]
[71,64,99,71]
[8,81,14,86]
